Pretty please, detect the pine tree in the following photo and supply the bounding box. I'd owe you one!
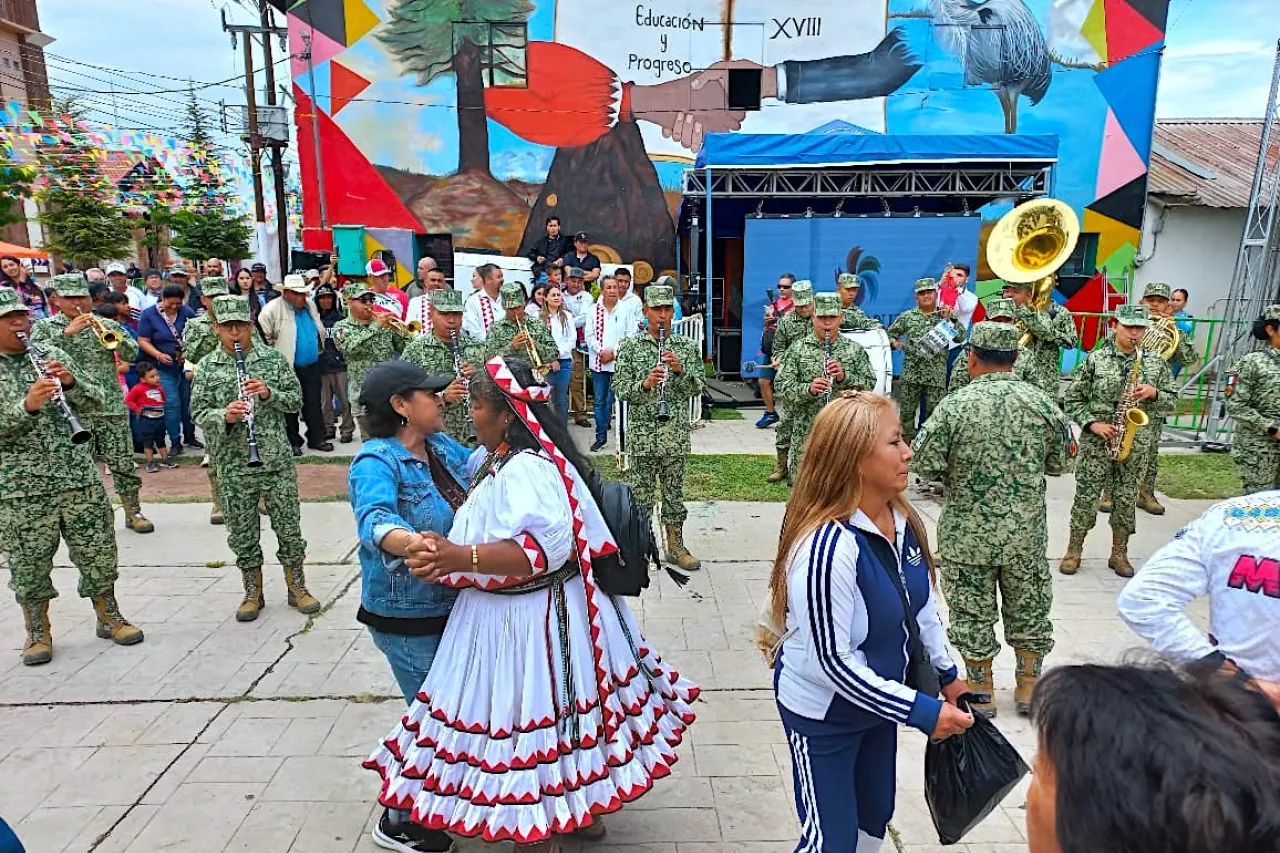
[0,163,34,230]
[34,97,133,264]
[169,88,252,262]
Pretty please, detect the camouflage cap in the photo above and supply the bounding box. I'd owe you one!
[791,280,814,307]
[200,276,230,297]
[1115,303,1151,328]
[1142,281,1172,300]
[343,281,372,301]
[0,287,27,316]
[565,266,585,279]
[915,277,938,293]
[970,321,1020,352]
[986,297,1017,321]
[644,284,675,307]
[51,273,89,297]
[813,292,843,317]
[499,282,526,309]
[430,288,464,313]
[1264,304,1280,321]
[837,273,860,288]
[211,295,251,324]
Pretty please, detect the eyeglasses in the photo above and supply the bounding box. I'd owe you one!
[778,284,793,289]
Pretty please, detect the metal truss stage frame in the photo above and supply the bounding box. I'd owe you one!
[680,164,1052,199]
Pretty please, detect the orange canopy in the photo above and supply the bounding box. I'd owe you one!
[0,242,48,260]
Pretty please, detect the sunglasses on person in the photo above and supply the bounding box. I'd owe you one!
[779,284,793,289]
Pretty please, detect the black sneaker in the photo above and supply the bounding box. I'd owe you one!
[185,437,205,449]
[145,460,160,474]
[291,446,303,457]
[372,811,456,853]
[159,459,179,469]
[590,439,607,452]
[170,444,185,457]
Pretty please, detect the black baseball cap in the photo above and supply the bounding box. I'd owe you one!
[250,262,268,272]
[574,231,589,241]
[358,361,452,412]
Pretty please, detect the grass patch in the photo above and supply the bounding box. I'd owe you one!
[707,407,745,421]
[1157,452,1243,500]
[593,454,790,502]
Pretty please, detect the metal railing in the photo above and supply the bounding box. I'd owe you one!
[612,313,705,472]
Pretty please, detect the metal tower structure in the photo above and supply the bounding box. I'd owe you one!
[1203,40,1280,446]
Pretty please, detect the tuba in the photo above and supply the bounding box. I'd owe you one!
[986,199,1080,348]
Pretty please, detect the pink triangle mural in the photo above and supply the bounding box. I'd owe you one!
[288,15,346,87]
[1096,109,1148,200]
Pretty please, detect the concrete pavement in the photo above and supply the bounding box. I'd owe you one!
[0,476,1210,853]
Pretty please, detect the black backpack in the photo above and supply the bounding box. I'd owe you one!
[582,468,685,595]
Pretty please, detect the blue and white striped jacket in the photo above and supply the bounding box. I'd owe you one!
[775,508,957,734]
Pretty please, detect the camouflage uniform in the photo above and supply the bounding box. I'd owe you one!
[32,275,151,532]
[0,287,143,664]
[482,283,558,365]
[612,284,705,571]
[182,277,232,526]
[912,322,1070,715]
[1137,283,1199,510]
[333,284,407,409]
[190,296,319,621]
[886,279,965,440]
[947,298,1017,394]
[837,273,881,332]
[776,293,876,472]
[401,289,484,445]
[1062,305,1175,577]
[767,282,813,482]
[1225,306,1280,493]
[1008,295,1077,397]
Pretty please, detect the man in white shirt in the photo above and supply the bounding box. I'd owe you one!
[585,275,630,452]
[106,262,143,324]
[462,263,503,340]
[405,267,449,334]
[614,266,643,334]
[562,266,595,427]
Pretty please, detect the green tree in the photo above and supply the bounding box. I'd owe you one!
[169,88,251,262]
[378,0,533,176]
[0,163,35,230]
[34,97,133,264]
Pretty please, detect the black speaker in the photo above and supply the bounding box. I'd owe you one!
[290,250,329,274]
[728,69,762,111]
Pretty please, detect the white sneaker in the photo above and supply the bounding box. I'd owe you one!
[200,454,209,468]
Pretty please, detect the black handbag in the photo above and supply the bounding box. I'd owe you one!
[580,467,663,596]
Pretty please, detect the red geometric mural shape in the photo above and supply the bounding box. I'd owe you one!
[1103,0,1164,64]
[1096,109,1148,199]
[330,62,371,116]
[288,15,346,86]
[292,84,420,234]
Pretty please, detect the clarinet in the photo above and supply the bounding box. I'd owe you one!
[449,328,476,442]
[16,331,91,444]
[233,342,264,468]
[823,331,834,405]
[656,325,672,424]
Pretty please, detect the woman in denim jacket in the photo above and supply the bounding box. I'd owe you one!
[347,360,473,853]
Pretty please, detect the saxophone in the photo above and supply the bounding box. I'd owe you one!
[1108,348,1150,462]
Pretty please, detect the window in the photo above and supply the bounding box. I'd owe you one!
[1060,232,1099,277]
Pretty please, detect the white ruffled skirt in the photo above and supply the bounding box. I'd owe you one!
[364,575,700,844]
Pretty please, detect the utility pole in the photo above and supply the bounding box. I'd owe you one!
[260,1,290,275]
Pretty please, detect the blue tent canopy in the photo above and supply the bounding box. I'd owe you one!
[692,133,1059,169]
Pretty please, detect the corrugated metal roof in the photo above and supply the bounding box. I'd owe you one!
[1149,119,1278,209]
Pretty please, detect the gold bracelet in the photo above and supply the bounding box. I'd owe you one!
[471,544,479,571]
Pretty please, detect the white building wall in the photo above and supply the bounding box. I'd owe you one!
[1136,202,1245,320]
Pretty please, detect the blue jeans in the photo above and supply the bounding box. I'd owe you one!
[157,368,194,447]
[367,628,441,706]
[592,370,615,444]
[547,358,572,426]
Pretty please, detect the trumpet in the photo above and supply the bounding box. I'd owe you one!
[76,307,122,350]
[516,317,545,370]
[380,315,422,337]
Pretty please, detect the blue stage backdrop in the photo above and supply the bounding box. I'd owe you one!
[741,217,983,377]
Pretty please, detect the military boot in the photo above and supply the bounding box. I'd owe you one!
[284,566,322,614]
[663,524,702,573]
[766,447,789,484]
[1059,529,1087,575]
[1108,531,1135,578]
[1014,649,1043,716]
[236,568,265,622]
[20,600,53,666]
[962,657,996,719]
[1138,469,1165,515]
[92,589,145,646]
[210,498,224,526]
[1098,491,1113,513]
[120,492,155,534]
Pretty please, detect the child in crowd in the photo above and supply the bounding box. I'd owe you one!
[126,362,177,472]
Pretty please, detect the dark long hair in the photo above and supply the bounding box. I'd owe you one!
[470,357,606,511]
[1251,315,1280,341]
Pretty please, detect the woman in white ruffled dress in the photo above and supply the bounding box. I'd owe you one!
[365,355,699,853]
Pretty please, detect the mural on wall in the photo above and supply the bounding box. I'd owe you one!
[283,0,1169,302]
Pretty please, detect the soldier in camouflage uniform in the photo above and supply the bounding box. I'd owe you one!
[886,278,965,440]
[1135,281,1199,515]
[612,284,705,572]
[401,288,484,445]
[32,273,154,534]
[482,282,558,365]
[1061,304,1175,578]
[334,282,407,438]
[913,321,1070,718]
[777,293,876,472]
[765,281,814,484]
[190,296,321,622]
[0,287,144,665]
[1002,278,1077,398]
[182,276,231,525]
[836,273,881,332]
[1224,304,1280,493]
[947,298,1017,394]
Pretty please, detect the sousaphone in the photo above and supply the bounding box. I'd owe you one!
[986,199,1080,346]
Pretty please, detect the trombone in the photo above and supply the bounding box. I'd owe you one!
[77,307,122,350]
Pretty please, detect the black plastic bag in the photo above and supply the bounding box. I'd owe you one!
[924,696,1030,845]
